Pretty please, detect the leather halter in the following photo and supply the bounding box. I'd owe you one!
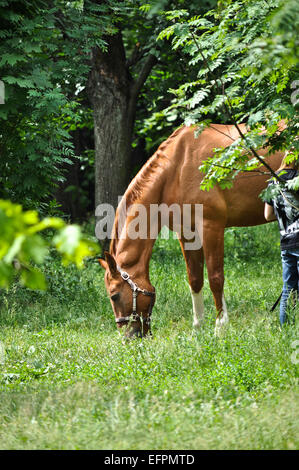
[115,265,155,327]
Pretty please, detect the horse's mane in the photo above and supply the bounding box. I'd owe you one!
[110,126,185,255]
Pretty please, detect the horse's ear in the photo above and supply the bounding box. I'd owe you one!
[98,258,107,270]
[104,251,118,276]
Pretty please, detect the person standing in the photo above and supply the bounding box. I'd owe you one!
[264,153,299,325]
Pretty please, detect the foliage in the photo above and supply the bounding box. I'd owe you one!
[133,0,218,155]
[1,0,297,212]
[0,199,99,289]
[0,0,217,213]
[0,0,118,208]
[156,0,299,190]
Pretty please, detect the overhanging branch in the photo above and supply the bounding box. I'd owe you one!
[190,30,285,184]
[130,53,158,102]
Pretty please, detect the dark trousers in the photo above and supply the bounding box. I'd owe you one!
[280,248,299,325]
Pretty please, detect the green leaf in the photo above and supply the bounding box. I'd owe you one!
[3,235,25,264]
[53,225,81,255]
[20,267,47,290]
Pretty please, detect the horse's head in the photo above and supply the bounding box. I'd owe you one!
[99,252,155,338]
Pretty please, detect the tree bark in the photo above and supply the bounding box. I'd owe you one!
[88,32,157,249]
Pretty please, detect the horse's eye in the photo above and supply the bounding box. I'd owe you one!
[110,293,120,302]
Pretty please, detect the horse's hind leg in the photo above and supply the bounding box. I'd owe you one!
[202,222,228,334]
[179,240,204,327]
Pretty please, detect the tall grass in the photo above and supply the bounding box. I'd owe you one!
[0,223,298,449]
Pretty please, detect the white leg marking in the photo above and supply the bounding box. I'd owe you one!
[189,286,204,328]
[214,293,229,336]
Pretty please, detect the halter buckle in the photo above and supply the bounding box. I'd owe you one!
[120,271,130,281]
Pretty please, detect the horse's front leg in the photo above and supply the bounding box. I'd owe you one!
[202,222,228,335]
[179,240,204,328]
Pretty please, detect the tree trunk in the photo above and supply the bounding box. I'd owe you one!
[88,31,157,249]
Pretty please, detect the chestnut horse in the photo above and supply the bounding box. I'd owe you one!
[99,123,283,336]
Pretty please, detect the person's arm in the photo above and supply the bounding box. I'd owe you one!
[264,202,276,221]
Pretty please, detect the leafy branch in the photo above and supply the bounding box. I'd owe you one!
[157,0,298,191]
[0,199,100,290]
[189,29,285,184]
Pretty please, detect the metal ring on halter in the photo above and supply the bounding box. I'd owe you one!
[115,265,155,327]
[120,271,130,281]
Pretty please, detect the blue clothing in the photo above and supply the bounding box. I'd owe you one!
[280,248,299,325]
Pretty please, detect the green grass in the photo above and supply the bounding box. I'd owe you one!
[0,223,298,449]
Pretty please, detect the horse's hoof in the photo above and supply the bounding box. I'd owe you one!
[214,319,228,337]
